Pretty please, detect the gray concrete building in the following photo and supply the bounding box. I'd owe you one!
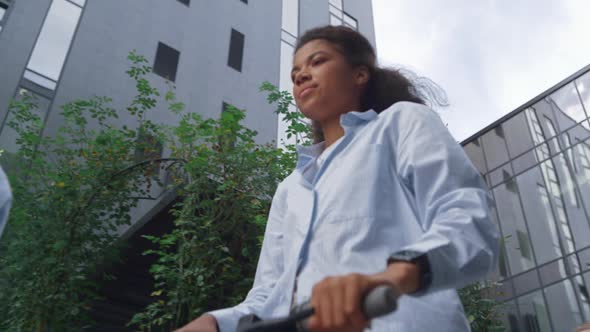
[0,0,375,238]
[462,64,590,332]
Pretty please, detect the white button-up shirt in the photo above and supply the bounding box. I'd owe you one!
[208,101,499,331]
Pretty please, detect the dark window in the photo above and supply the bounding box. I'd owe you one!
[153,42,180,82]
[228,29,245,72]
[177,0,190,5]
[240,0,247,3]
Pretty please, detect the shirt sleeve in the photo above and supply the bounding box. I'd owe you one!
[386,102,500,293]
[205,183,287,332]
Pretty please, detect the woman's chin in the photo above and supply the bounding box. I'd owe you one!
[298,106,324,122]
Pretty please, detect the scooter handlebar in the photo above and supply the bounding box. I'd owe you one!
[237,284,400,332]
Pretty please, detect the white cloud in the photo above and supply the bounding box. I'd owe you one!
[373,0,590,141]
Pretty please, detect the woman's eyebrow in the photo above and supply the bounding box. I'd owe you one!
[291,51,329,77]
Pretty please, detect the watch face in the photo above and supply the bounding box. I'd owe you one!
[393,250,421,261]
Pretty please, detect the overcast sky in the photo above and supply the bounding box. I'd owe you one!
[372,0,590,142]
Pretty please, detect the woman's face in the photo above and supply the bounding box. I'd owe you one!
[291,39,367,124]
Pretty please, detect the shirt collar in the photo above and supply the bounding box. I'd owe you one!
[294,109,378,170]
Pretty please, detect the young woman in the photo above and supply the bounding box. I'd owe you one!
[178,25,499,332]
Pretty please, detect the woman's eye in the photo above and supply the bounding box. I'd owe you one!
[312,58,325,66]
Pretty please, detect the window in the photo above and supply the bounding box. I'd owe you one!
[328,0,344,26]
[281,30,296,46]
[153,42,180,82]
[228,29,245,72]
[544,279,584,331]
[513,269,541,295]
[24,0,82,90]
[329,0,343,10]
[177,0,190,6]
[516,230,533,260]
[343,12,358,30]
[240,0,247,3]
[564,133,576,172]
[544,115,557,138]
[330,14,342,26]
[282,0,298,36]
[577,71,590,121]
[516,291,552,332]
[548,82,587,129]
[68,0,85,6]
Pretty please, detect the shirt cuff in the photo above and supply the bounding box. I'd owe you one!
[206,307,240,332]
[386,249,432,297]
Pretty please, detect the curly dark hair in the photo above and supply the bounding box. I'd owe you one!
[294,25,448,143]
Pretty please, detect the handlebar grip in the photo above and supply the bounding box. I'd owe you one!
[295,284,399,331]
[236,285,400,332]
[362,284,399,318]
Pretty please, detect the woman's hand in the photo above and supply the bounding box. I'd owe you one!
[307,262,420,332]
[174,314,218,332]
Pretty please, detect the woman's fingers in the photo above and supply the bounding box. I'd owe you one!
[307,274,371,332]
[331,277,346,327]
[344,274,368,327]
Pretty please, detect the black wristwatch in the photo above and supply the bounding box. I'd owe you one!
[386,250,432,294]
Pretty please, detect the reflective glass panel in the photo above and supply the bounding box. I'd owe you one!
[516,290,552,332]
[494,182,536,274]
[504,112,536,159]
[464,140,487,175]
[577,71,590,118]
[516,167,563,264]
[481,126,510,170]
[549,82,588,131]
[539,259,567,286]
[23,69,57,90]
[330,14,342,26]
[343,12,357,29]
[544,278,583,331]
[329,0,343,10]
[513,269,541,296]
[27,0,81,83]
[282,0,298,36]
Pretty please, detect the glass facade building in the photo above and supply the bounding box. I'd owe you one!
[463,66,590,332]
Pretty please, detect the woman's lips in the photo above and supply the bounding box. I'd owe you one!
[299,86,316,98]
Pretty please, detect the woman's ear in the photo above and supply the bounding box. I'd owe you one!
[354,65,370,88]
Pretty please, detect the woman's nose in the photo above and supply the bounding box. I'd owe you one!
[295,71,311,86]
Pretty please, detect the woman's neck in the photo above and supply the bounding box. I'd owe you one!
[320,119,346,150]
